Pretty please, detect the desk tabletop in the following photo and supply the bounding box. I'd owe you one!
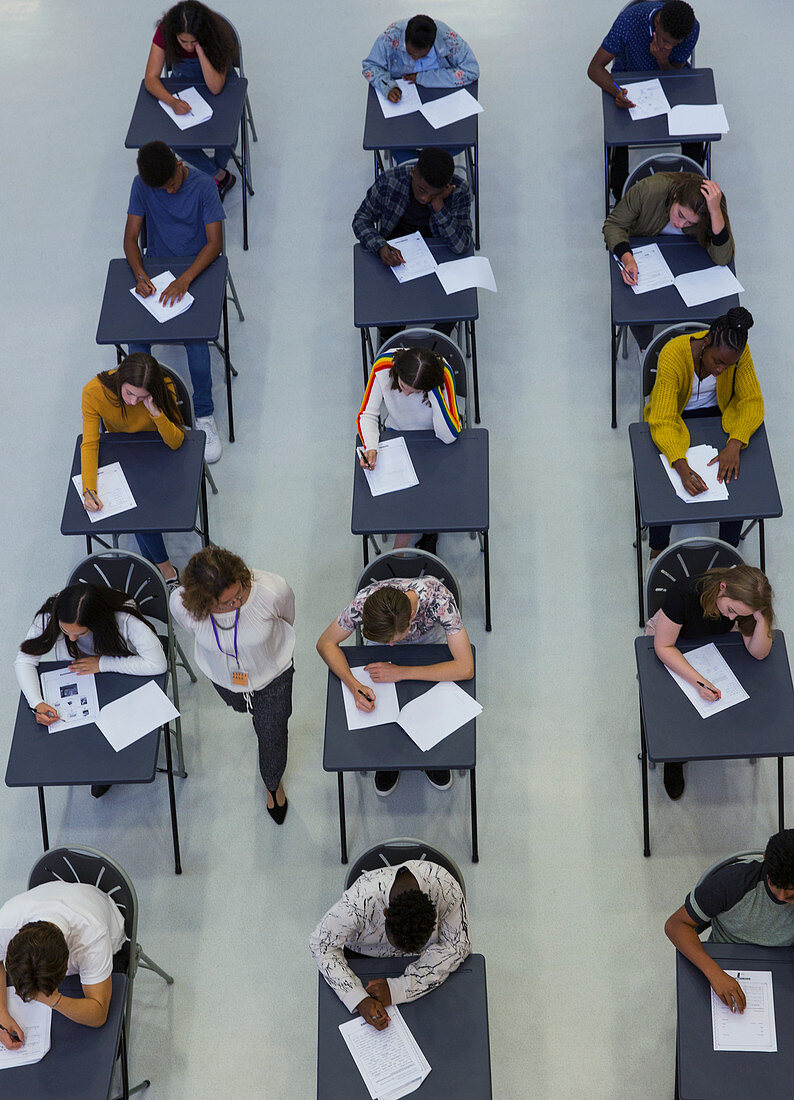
[323,644,477,771]
[96,256,228,346]
[610,237,740,326]
[125,76,248,148]
[0,974,127,1100]
[602,67,719,146]
[635,631,794,762]
[60,430,205,538]
[317,953,491,1099]
[6,663,166,787]
[363,80,479,151]
[351,429,489,534]
[629,419,782,527]
[353,242,478,328]
[677,943,794,1099]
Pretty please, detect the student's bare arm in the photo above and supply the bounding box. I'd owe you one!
[316,620,376,711]
[586,47,635,108]
[123,214,156,296]
[664,906,746,1011]
[144,42,190,114]
[652,610,720,700]
[38,976,113,1027]
[742,612,773,660]
[195,42,226,95]
[366,625,475,683]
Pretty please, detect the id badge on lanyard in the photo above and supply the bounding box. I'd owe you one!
[211,612,248,687]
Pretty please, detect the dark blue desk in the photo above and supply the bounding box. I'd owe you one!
[353,242,482,422]
[95,256,236,442]
[602,68,721,215]
[60,431,209,558]
[323,645,478,863]
[629,419,781,624]
[1,974,129,1100]
[635,632,793,856]
[676,943,794,1099]
[363,81,480,247]
[125,76,252,249]
[609,236,740,428]
[5,664,182,873]
[351,429,491,630]
[317,954,491,1098]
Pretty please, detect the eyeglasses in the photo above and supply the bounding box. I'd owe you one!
[215,584,246,610]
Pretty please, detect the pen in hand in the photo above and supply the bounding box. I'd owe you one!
[173,91,192,114]
[697,680,720,697]
[85,489,101,509]
[357,446,374,470]
[0,1023,21,1043]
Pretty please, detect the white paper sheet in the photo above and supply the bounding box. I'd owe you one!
[342,668,400,730]
[397,682,483,751]
[673,265,744,308]
[666,642,750,719]
[419,88,482,129]
[72,461,137,522]
[435,256,497,295]
[40,667,100,733]
[386,231,438,283]
[96,680,179,752]
[376,80,423,118]
[129,269,195,323]
[629,243,675,294]
[659,444,729,504]
[0,990,52,1069]
[364,436,419,497]
[711,970,777,1052]
[339,1005,431,1100]
[623,78,672,121]
[668,103,729,136]
[158,85,213,129]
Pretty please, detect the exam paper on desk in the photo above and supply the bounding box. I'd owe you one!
[668,102,729,136]
[673,265,744,308]
[72,461,137,522]
[665,642,749,719]
[386,231,438,283]
[376,79,423,118]
[129,270,195,322]
[397,682,482,751]
[623,78,671,121]
[40,667,100,733]
[436,256,496,295]
[711,970,777,1052]
[339,1005,431,1100]
[419,88,482,129]
[629,243,675,294]
[342,667,400,730]
[0,990,52,1070]
[659,444,729,504]
[158,85,213,129]
[364,436,419,496]
[96,680,179,752]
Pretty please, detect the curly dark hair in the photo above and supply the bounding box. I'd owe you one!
[765,830,794,890]
[6,922,69,1001]
[158,2,238,74]
[385,889,436,952]
[658,1,696,41]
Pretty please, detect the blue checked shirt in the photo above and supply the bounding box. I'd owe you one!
[352,165,472,255]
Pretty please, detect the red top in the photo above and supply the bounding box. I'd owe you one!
[152,23,197,59]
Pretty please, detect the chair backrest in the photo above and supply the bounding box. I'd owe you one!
[695,850,764,890]
[345,838,465,896]
[67,549,171,636]
[641,322,710,401]
[374,327,469,426]
[623,154,705,198]
[353,550,463,644]
[159,363,195,429]
[645,537,745,621]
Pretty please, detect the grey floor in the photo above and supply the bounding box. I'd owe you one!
[2,0,793,1096]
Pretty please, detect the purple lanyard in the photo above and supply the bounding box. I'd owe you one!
[210,610,240,667]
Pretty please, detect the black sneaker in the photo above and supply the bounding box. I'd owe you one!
[374,771,399,797]
[91,784,111,799]
[217,170,237,203]
[425,769,452,791]
[663,762,685,800]
[415,533,438,555]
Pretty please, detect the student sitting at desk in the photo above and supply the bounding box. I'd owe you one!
[81,353,185,587]
[665,829,794,1014]
[0,881,126,1045]
[124,139,224,463]
[316,576,473,797]
[309,859,470,1031]
[363,15,479,102]
[14,583,167,797]
[587,1,700,201]
[144,0,238,199]
[646,563,774,799]
[358,346,461,555]
[645,308,763,558]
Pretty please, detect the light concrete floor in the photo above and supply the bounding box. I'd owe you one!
[2,0,793,1096]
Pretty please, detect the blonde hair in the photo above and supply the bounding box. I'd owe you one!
[699,565,774,637]
[361,587,412,643]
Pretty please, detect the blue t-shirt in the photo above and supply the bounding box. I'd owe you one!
[127,168,225,258]
[602,2,699,73]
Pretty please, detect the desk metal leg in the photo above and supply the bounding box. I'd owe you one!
[469,767,479,862]
[482,531,492,632]
[634,482,644,628]
[759,518,766,572]
[779,757,785,831]
[199,470,210,548]
[162,724,182,874]
[85,535,93,556]
[120,1020,130,1100]
[610,317,618,429]
[241,112,250,251]
[470,321,480,424]
[337,772,348,864]
[604,145,611,218]
[37,787,49,850]
[640,702,651,857]
[467,141,480,250]
[706,142,712,178]
[222,297,235,443]
[362,536,370,567]
[361,329,370,383]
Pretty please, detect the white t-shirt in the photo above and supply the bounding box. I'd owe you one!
[685,370,719,410]
[0,882,126,986]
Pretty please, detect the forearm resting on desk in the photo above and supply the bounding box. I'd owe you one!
[665,908,745,1010]
[39,977,112,1027]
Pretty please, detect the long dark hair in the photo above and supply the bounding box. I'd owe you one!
[20,585,157,660]
[389,347,446,407]
[665,173,731,249]
[159,2,238,73]
[97,354,184,428]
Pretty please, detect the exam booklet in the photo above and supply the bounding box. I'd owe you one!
[339,1005,431,1100]
[39,674,179,751]
[626,244,744,305]
[665,642,749,719]
[386,231,438,283]
[364,436,419,497]
[158,85,213,129]
[40,667,100,733]
[342,674,482,750]
[0,989,52,1070]
[711,970,777,1052]
[72,461,137,522]
[129,270,195,323]
[659,444,729,504]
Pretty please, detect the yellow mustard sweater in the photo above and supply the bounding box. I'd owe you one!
[81,374,184,492]
[644,332,764,466]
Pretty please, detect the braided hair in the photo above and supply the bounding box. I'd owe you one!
[705,307,754,355]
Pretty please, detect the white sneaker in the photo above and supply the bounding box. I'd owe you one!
[196,416,222,464]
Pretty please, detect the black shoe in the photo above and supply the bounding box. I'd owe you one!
[663,762,685,800]
[91,784,111,799]
[415,533,438,555]
[425,769,453,791]
[217,170,236,203]
[374,771,399,797]
[266,789,288,824]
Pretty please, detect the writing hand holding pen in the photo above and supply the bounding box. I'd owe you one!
[357,447,377,470]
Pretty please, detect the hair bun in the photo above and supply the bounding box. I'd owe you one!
[727,306,754,332]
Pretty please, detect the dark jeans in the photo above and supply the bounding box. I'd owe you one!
[609,142,707,202]
[213,664,294,791]
[649,404,742,550]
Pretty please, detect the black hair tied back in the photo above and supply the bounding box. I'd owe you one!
[710,306,754,353]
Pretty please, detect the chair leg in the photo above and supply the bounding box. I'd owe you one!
[245,93,258,142]
[174,638,198,683]
[621,326,629,359]
[165,654,187,776]
[212,339,238,378]
[369,534,381,557]
[226,270,245,323]
[740,518,758,542]
[137,949,175,985]
[204,462,219,495]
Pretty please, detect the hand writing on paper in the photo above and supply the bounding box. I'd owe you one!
[135,275,157,298]
[352,680,376,712]
[707,440,741,483]
[356,995,390,1030]
[83,490,104,512]
[430,183,455,213]
[170,97,192,116]
[359,449,378,470]
[0,1015,24,1049]
[33,703,60,727]
[710,969,746,1013]
[159,274,191,306]
[378,245,405,267]
[365,979,393,1007]
[70,657,101,675]
[614,87,636,109]
[619,254,639,286]
[671,460,708,496]
[388,86,402,103]
[695,677,720,702]
[365,662,402,683]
